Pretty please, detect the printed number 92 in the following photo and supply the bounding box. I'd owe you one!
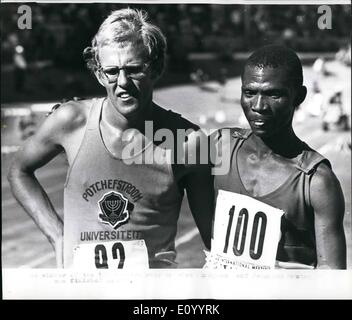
[95,242,125,269]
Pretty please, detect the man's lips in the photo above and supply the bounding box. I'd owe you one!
[250,118,271,127]
[117,91,134,101]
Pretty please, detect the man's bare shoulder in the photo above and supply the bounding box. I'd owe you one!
[311,162,339,192]
[310,161,344,216]
[33,98,95,147]
[46,98,93,133]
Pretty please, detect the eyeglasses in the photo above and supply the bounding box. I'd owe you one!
[98,63,151,83]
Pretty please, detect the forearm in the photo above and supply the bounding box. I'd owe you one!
[316,226,347,269]
[8,167,63,247]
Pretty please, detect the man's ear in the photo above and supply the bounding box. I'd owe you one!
[294,85,307,108]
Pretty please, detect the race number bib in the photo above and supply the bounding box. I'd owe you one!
[206,190,284,269]
[72,239,149,269]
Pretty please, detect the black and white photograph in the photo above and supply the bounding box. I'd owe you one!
[1,0,351,300]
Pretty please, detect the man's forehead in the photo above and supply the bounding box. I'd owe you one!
[99,40,146,52]
[242,65,292,85]
[98,42,148,61]
[244,65,289,76]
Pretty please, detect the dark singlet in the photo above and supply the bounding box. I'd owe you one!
[213,127,331,267]
[63,98,196,268]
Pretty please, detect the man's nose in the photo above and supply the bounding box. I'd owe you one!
[251,95,267,113]
[117,69,129,87]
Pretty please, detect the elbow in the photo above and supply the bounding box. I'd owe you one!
[7,160,28,188]
[7,162,16,184]
[7,162,19,188]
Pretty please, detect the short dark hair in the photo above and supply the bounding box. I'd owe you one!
[243,45,303,88]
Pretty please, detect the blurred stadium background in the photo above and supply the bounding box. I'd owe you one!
[1,3,351,268]
[1,3,351,101]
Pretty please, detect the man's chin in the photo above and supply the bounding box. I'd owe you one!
[116,101,139,114]
[250,126,269,137]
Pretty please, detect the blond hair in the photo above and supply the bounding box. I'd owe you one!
[83,8,167,80]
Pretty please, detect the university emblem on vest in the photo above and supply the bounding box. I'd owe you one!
[98,191,129,228]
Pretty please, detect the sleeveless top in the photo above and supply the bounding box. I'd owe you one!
[63,98,195,268]
[213,127,331,267]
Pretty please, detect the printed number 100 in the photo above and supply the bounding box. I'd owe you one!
[223,206,267,259]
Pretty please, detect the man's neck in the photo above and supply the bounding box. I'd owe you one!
[254,127,304,159]
[102,98,153,133]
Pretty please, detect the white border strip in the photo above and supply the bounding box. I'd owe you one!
[1,1,351,4]
[3,269,352,299]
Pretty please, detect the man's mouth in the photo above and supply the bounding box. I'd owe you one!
[117,91,134,101]
[117,92,134,101]
[251,119,267,127]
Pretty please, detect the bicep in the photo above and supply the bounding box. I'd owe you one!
[310,164,346,269]
[182,130,215,216]
[184,165,215,249]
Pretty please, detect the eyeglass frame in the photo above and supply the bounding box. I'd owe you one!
[97,62,152,83]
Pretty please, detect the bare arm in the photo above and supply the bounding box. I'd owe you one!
[7,102,85,267]
[310,163,346,269]
[183,129,215,249]
[184,165,214,250]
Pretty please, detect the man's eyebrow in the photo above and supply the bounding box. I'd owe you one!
[241,84,256,88]
[103,63,143,67]
[265,88,287,92]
